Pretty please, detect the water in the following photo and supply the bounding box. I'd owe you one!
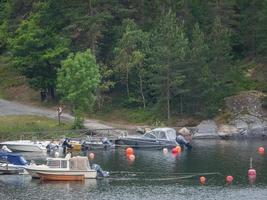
[1,140,267,200]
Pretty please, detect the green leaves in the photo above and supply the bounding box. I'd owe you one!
[57,49,100,113]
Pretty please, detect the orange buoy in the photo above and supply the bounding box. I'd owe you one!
[126,147,134,155]
[199,176,206,184]
[89,152,95,160]
[258,147,265,154]
[163,148,168,154]
[226,175,234,183]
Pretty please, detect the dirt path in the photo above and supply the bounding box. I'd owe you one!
[0,99,129,135]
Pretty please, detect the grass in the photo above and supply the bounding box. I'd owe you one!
[0,115,75,140]
[89,106,166,127]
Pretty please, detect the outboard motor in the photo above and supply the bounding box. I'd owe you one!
[101,137,111,145]
[91,164,109,177]
[175,135,192,150]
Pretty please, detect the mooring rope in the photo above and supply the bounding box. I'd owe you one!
[106,171,222,181]
[106,172,221,181]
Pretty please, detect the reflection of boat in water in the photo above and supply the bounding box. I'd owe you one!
[0,140,48,152]
[38,172,85,181]
[115,128,179,149]
[25,153,109,180]
[0,151,28,174]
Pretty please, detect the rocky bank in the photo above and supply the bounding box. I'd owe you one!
[193,91,267,139]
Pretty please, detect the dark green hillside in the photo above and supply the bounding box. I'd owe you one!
[0,0,266,126]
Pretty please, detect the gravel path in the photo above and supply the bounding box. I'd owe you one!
[0,99,125,136]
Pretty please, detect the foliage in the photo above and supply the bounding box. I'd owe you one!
[57,49,100,128]
[8,10,70,96]
[1,0,267,122]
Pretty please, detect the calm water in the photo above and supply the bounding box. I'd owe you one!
[1,140,267,200]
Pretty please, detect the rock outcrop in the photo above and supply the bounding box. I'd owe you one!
[194,91,267,139]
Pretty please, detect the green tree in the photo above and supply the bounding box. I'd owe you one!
[113,19,149,106]
[149,11,189,119]
[0,20,8,52]
[184,23,210,115]
[9,9,69,100]
[57,49,101,128]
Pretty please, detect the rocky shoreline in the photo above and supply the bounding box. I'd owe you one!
[193,91,267,139]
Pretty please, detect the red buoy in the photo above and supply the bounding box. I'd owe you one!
[126,147,134,155]
[258,147,265,154]
[172,146,181,154]
[226,175,234,183]
[199,176,206,184]
[248,157,256,183]
[248,168,256,178]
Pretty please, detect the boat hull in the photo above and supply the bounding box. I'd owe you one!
[0,141,46,152]
[25,167,97,179]
[38,172,84,181]
[115,138,178,149]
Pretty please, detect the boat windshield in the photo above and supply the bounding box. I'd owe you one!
[143,132,156,139]
[166,130,176,140]
[47,159,68,168]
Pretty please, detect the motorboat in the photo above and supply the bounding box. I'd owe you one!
[81,137,115,151]
[115,127,179,149]
[0,140,48,152]
[0,151,28,174]
[24,153,109,179]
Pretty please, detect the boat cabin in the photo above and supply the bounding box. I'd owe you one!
[45,155,91,170]
[142,128,177,140]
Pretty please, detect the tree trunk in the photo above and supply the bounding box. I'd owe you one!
[87,0,95,52]
[49,86,55,100]
[139,74,146,108]
[126,67,130,98]
[180,94,183,114]
[166,68,170,120]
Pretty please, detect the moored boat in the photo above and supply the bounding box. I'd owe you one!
[115,127,179,149]
[0,151,28,174]
[24,154,108,179]
[0,140,48,152]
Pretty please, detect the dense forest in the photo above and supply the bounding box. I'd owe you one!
[0,0,267,124]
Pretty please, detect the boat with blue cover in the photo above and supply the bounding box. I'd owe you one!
[0,151,28,174]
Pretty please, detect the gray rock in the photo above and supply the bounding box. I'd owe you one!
[194,120,219,139]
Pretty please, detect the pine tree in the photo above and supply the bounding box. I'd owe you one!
[149,11,189,119]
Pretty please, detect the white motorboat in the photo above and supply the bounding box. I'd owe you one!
[24,154,108,179]
[0,140,48,152]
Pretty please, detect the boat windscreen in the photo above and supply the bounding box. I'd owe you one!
[143,132,156,139]
[166,130,176,140]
